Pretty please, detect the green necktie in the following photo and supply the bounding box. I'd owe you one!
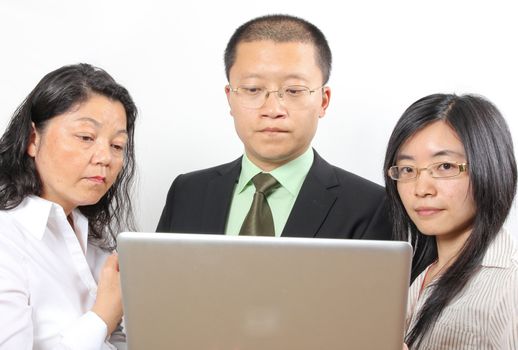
[239,173,279,236]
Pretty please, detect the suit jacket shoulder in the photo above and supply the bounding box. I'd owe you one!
[156,158,241,233]
[282,151,392,240]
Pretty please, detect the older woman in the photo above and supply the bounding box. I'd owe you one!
[0,63,137,349]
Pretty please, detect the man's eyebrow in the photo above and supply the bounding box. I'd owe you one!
[237,73,310,82]
[282,73,311,81]
[238,74,262,80]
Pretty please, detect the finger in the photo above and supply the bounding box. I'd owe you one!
[104,253,119,270]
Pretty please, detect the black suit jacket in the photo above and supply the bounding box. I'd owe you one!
[157,150,392,241]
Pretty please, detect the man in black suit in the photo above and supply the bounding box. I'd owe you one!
[157,14,392,241]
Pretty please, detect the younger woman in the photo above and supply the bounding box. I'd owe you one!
[385,94,517,349]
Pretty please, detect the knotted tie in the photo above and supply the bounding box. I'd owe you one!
[239,173,279,236]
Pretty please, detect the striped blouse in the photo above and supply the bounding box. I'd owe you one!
[405,229,518,350]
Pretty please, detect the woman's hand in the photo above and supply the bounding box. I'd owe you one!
[92,253,123,335]
[403,343,409,350]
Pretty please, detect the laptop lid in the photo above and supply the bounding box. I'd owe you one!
[118,232,411,350]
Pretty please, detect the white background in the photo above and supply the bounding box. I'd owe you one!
[1,0,516,237]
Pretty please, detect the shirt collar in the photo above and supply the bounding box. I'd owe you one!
[69,207,90,253]
[10,195,89,246]
[236,147,314,195]
[481,229,517,268]
[10,195,54,240]
[236,155,263,194]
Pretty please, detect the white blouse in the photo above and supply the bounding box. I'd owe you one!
[0,196,125,350]
[406,229,518,349]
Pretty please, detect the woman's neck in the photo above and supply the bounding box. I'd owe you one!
[434,228,472,271]
[422,229,472,290]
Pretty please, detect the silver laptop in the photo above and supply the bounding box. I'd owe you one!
[118,232,411,350]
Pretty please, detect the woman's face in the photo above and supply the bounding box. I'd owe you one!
[395,120,476,241]
[28,94,128,214]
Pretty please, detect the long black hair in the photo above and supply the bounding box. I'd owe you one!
[383,93,517,348]
[0,63,138,250]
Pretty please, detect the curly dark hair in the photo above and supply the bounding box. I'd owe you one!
[0,63,138,250]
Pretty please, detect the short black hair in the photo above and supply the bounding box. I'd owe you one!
[224,14,332,84]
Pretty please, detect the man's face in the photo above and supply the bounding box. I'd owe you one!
[225,40,331,171]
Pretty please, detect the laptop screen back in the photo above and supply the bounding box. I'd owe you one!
[118,232,411,350]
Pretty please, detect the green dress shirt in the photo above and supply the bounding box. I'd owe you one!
[225,148,314,237]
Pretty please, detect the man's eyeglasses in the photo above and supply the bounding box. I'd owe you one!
[228,84,324,110]
[388,162,468,181]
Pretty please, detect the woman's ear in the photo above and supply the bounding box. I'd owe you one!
[27,122,40,157]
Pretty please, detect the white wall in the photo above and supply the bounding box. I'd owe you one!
[1,0,516,236]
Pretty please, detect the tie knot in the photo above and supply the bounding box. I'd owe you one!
[252,173,279,195]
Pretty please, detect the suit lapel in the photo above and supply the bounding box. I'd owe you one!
[282,151,339,238]
[201,158,242,234]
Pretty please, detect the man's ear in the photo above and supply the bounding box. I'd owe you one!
[319,86,331,119]
[225,85,235,117]
[27,122,40,157]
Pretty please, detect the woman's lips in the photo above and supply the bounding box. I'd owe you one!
[414,207,443,216]
[86,176,106,184]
